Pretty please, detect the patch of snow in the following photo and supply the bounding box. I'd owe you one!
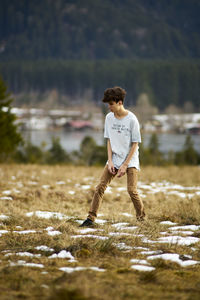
[111,222,129,229]
[81,185,91,190]
[89,266,105,272]
[113,242,133,251]
[35,245,54,252]
[172,230,194,236]
[142,237,157,244]
[68,191,75,195]
[0,230,9,234]
[78,228,98,234]
[121,226,138,231]
[26,211,69,220]
[47,230,62,236]
[120,213,133,217]
[49,250,76,262]
[117,187,126,192]
[105,186,112,194]
[95,219,107,225]
[42,185,50,189]
[0,196,13,201]
[28,181,38,185]
[131,265,155,271]
[133,247,149,251]
[167,191,188,198]
[147,253,199,267]
[130,259,149,265]
[56,181,66,185]
[13,230,37,234]
[45,226,62,236]
[74,219,83,224]
[160,221,177,225]
[59,266,105,273]
[41,284,49,289]
[158,236,200,246]
[59,266,85,273]
[109,232,132,237]
[5,252,41,258]
[170,225,200,231]
[2,190,12,195]
[10,260,44,268]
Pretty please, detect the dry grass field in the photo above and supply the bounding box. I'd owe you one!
[0,164,200,300]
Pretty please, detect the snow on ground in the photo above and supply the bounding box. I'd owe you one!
[137,181,200,198]
[26,211,69,220]
[35,245,54,252]
[5,252,41,258]
[0,215,9,220]
[1,177,200,273]
[59,266,105,273]
[157,236,200,246]
[13,230,37,234]
[9,260,44,268]
[0,196,13,201]
[49,250,76,262]
[131,265,156,271]
[160,221,177,225]
[45,227,62,236]
[147,253,199,267]
[113,242,133,251]
[169,225,200,231]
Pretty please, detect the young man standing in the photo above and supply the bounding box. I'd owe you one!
[80,86,145,227]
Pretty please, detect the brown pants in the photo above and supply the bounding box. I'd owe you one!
[88,165,145,221]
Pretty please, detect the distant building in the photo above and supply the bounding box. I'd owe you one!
[64,120,93,131]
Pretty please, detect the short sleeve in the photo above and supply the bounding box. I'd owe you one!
[104,116,109,138]
[131,117,141,143]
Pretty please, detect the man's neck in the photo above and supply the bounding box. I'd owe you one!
[114,107,129,119]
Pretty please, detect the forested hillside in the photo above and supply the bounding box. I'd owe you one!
[1,0,200,110]
[1,0,200,60]
[1,60,200,110]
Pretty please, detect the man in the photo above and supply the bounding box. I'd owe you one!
[80,86,145,227]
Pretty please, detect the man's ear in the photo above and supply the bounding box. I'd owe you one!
[118,100,123,105]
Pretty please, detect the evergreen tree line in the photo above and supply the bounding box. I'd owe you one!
[10,134,200,166]
[1,59,200,110]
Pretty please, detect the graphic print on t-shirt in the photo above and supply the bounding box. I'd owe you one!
[112,124,129,135]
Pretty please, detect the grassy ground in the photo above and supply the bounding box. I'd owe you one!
[0,164,200,300]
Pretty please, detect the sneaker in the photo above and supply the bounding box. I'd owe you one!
[79,218,94,227]
[137,216,145,222]
[137,211,146,222]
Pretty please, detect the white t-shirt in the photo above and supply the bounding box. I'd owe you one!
[104,111,141,170]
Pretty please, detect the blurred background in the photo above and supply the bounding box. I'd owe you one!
[0,0,200,165]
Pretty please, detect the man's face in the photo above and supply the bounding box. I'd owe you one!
[108,101,121,113]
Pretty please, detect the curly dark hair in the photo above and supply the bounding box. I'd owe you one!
[102,86,126,103]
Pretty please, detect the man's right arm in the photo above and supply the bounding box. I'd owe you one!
[107,139,116,174]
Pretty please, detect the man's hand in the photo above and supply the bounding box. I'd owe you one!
[108,161,117,175]
[117,164,128,178]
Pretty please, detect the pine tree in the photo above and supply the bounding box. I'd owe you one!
[0,76,23,161]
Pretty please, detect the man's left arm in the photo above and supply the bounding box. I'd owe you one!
[117,142,138,178]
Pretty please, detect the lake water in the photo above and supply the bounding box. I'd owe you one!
[22,129,200,154]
